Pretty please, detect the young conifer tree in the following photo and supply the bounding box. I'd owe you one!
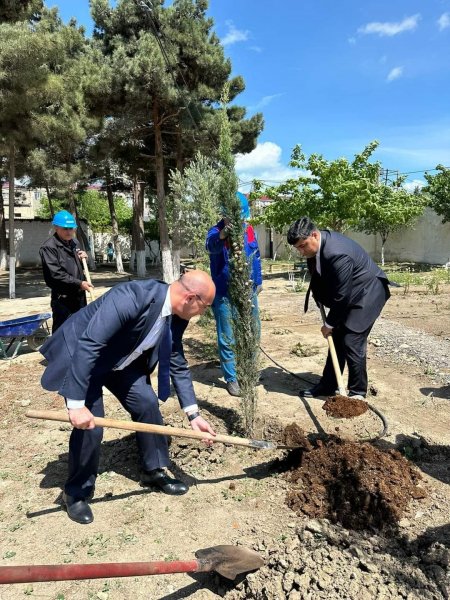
[218,85,259,436]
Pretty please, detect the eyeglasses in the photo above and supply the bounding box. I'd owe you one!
[179,279,211,308]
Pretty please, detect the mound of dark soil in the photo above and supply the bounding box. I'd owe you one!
[282,423,313,450]
[285,437,426,530]
[322,395,369,418]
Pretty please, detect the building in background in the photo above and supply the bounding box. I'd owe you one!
[2,182,46,220]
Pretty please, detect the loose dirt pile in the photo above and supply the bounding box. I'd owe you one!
[322,395,369,418]
[224,520,449,600]
[283,432,426,530]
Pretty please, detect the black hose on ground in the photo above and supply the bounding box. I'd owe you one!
[259,346,389,442]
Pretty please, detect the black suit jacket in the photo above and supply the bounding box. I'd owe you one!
[306,230,390,333]
[40,279,196,409]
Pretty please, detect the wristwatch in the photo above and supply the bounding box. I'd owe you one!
[187,411,200,422]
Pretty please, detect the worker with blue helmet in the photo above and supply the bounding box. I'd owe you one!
[205,192,263,397]
[40,210,93,332]
[52,210,78,229]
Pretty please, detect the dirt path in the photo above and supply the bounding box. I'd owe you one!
[0,271,449,599]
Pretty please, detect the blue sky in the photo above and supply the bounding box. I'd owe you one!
[47,0,450,191]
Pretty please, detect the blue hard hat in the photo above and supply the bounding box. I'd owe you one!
[236,191,250,219]
[52,210,77,229]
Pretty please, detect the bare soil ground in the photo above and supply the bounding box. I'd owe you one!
[0,267,449,599]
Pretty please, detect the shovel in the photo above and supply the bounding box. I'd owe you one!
[0,545,264,584]
[25,410,296,450]
[81,256,95,302]
[318,303,346,396]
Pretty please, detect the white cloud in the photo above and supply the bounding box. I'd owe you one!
[438,12,450,31]
[403,179,425,192]
[358,14,420,37]
[250,45,262,53]
[387,66,403,82]
[235,142,298,187]
[348,36,356,45]
[247,93,283,112]
[222,21,249,46]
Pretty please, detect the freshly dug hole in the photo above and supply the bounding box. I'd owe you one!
[283,432,426,530]
[322,395,369,418]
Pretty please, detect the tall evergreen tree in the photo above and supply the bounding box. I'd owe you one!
[218,85,259,437]
[90,0,263,281]
[0,10,52,291]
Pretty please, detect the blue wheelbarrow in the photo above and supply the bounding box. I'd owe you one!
[0,313,51,360]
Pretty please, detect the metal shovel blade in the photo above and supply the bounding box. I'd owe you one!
[195,545,265,580]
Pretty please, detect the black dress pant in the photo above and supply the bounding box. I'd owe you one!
[320,323,373,396]
[51,294,86,333]
[64,357,169,499]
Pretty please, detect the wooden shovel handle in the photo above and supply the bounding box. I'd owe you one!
[81,257,95,302]
[318,304,346,395]
[25,410,269,449]
[0,559,202,584]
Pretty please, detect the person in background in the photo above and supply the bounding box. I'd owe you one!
[205,192,262,397]
[287,216,390,400]
[39,270,217,524]
[106,242,114,263]
[39,210,94,333]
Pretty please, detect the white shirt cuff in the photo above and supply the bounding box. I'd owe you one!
[325,322,334,329]
[66,399,86,409]
[183,403,199,414]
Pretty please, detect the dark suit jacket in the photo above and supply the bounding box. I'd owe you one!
[40,279,196,409]
[306,230,390,333]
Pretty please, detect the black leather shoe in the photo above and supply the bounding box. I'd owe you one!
[299,384,337,398]
[62,492,94,524]
[140,469,188,495]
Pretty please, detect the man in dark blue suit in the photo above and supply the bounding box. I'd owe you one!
[40,270,216,524]
[287,217,390,400]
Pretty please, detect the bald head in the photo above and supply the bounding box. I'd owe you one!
[170,270,216,319]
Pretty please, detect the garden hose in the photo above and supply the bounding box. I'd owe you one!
[259,346,389,442]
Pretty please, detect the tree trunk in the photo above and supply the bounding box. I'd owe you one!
[381,233,388,267]
[8,145,16,298]
[74,199,95,271]
[45,183,55,219]
[153,99,173,283]
[171,123,183,280]
[132,175,146,278]
[0,176,7,271]
[105,169,124,274]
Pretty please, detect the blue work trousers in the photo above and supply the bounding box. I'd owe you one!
[212,294,260,383]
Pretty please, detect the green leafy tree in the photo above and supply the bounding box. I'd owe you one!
[424,165,450,224]
[37,190,132,233]
[90,0,263,280]
[218,85,259,437]
[167,152,220,259]
[255,141,381,233]
[358,176,426,266]
[0,10,55,290]
[0,0,43,22]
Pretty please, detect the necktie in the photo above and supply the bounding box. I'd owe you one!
[304,258,316,313]
[158,317,172,401]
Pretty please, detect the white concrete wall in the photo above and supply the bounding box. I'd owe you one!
[5,208,449,267]
[255,208,450,265]
[93,232,160,264]
[347,208,450,265]
[6,219,92,267]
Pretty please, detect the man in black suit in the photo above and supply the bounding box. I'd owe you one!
[287,217,390,400]
[40,270,216,524]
